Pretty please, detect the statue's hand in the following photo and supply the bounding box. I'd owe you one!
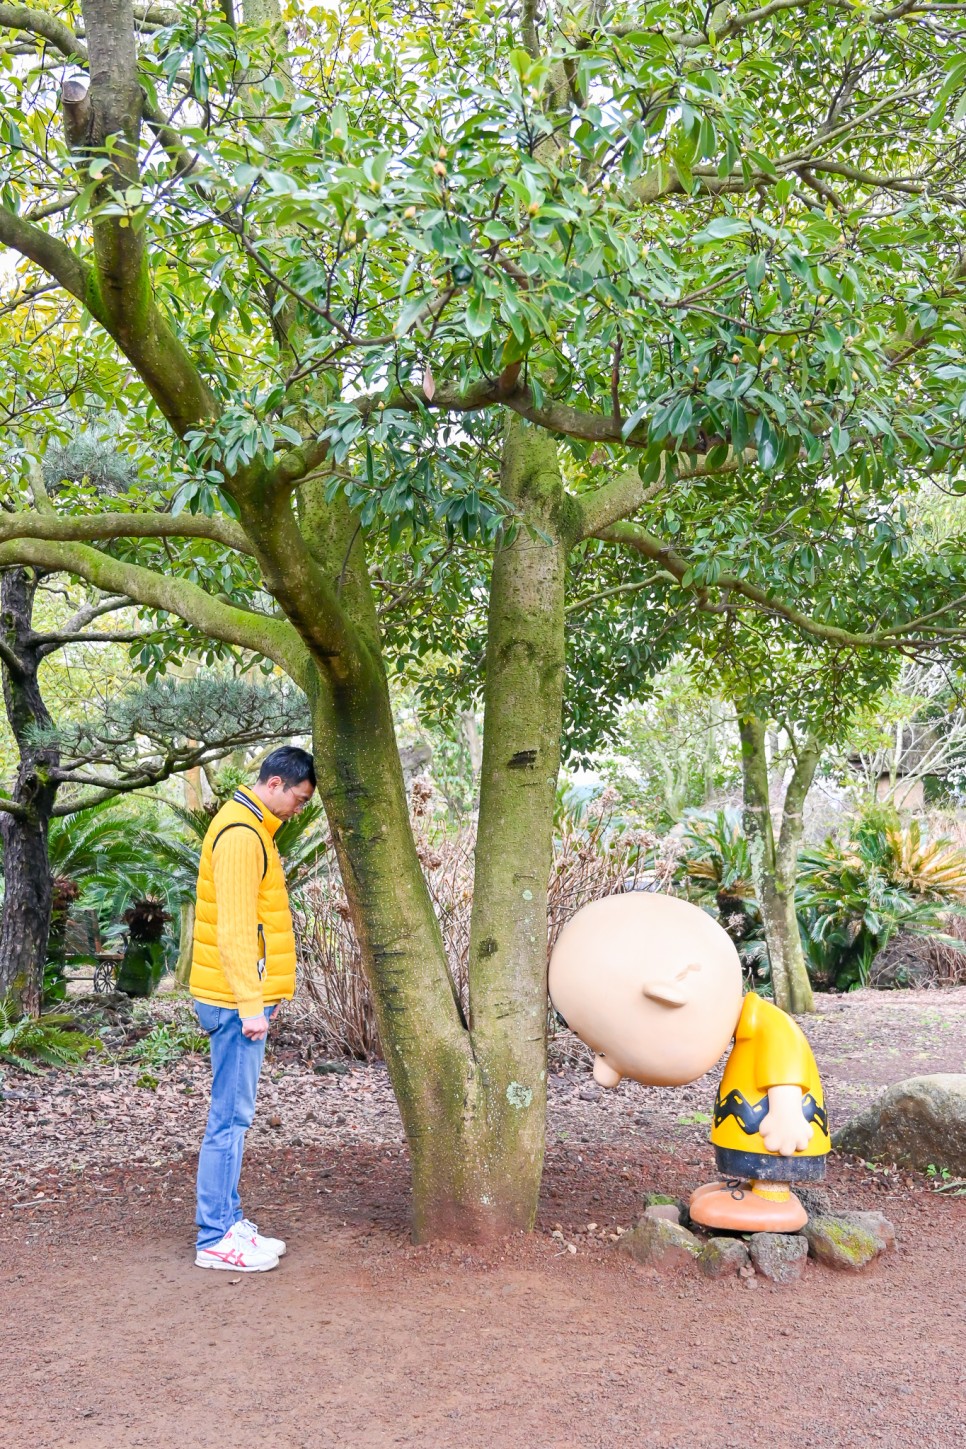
[759,1083,813,1156]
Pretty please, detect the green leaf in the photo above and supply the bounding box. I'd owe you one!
[692,216,751,246]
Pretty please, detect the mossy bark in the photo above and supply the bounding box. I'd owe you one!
[174,901,196,988]
[739,714,817,1014]
[462,417,570,1232]
[292,421,571,1239]
[0,569,58,1014]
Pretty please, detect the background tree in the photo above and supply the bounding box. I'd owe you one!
[0,552,310,1014]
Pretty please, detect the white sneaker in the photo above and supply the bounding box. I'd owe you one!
[238,1217,287,1258]
[195,1221,279,1272]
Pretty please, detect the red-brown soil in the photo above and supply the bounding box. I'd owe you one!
[2,989,966,1449]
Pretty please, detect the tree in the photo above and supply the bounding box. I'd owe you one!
[4,2,966,1236]
[0,554,310,1013]
[840,660,966,808]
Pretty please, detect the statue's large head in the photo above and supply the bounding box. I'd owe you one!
[548,892,743,1088]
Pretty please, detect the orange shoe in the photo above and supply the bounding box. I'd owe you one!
[688,1184,807,1233]
[689,1180,727,1204]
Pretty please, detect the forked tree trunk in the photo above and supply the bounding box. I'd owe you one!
[0,568,59,1015]
[738,713,818,1015]
[294,419,571,1239]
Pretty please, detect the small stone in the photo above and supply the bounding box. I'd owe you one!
[578,1086,601,1101]
[749,1232,809,1285]
[698,1237,751,1280]
[644,1203,683,1225]
[620,1216,702,1271]
[804,1215,885,1270]
[268,1115,282,1129]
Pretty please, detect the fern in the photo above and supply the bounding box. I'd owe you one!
[0,1003,95,1074]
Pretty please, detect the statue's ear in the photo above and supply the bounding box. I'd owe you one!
[642,982,687,1007]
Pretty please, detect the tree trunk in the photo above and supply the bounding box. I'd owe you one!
[738,713,817,1015]
[0,568,59,1015]
[293,419,573,1240]
[174,900,195,987]
[462,416,570,1233]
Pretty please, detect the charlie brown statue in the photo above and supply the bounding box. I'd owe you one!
[549,891,830,1232]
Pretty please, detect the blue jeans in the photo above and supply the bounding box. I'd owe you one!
[193,1001,276,1249]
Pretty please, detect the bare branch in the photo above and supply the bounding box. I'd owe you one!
[0,536,311,682]
[0,510,255,554]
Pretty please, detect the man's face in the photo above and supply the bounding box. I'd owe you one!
[262,776,315,820]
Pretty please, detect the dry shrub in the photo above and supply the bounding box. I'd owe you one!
[868,912,966,990]
[916,911,966,986]
[292,781,669,1059]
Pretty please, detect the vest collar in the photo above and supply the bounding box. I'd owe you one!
[233,785,282,839]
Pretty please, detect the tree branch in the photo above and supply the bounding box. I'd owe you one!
[576,449,755,538]
[0,634,27,676]
[0,510,254,554]
[0,205,95,313]
[0,537,311,682]
[0,5,87,59]
[593,520,966,651]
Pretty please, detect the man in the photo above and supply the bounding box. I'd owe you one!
[190,745,316,1271]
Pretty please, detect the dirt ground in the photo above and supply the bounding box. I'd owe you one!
[2,989,966,1449]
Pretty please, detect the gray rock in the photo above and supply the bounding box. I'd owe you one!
[803,1215,884,1270]
[643,1203,683,1225]
[698,1237,751,1279]
[749,1232,809,1284]
[795,1185,832,1219]
[833,1074,966,1175]
[621,1216,702,1271]
[835,1210,896,1253]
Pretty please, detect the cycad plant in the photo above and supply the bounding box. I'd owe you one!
[0,1001,94,1074]
[45,804,176,1002]
[676,808,759,933]
[797,808,966,989]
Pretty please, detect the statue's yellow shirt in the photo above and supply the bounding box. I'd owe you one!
[710,992,830,1160]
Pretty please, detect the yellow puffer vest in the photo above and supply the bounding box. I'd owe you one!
[189,788,297,1009]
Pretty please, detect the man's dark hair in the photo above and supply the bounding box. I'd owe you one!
[258,745,316,789]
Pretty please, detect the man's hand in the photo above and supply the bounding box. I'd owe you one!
[759,1083,814,1156]
[241,1013,270,1041]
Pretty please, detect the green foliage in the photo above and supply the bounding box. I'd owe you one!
[48,804,169,932]
[36,675,311,780]
[677,808,757,910]
[672,807,770,980]
[0,1002,94,1074]
[597,670,739,825]
[126,1019,209,1069]
[798,809,966,989]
